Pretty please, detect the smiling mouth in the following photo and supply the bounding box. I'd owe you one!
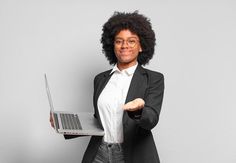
[120,50,131,54]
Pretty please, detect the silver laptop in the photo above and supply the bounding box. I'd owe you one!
[45,74,104,136]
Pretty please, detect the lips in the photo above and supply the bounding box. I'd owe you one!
[119,50,131,55]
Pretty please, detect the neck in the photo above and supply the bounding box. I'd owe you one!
[117,61,137,71]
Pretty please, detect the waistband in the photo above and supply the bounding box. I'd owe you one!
[101,139,124,149]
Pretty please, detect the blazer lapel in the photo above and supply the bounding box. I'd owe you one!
[123,65,147,126]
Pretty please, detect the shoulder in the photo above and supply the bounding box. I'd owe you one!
[94,69,112,78]
[140,66,164,81]
[141,67,165,90]
[94,69,112,82]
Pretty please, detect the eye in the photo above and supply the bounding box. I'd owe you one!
[128,39,136,44]
[114,39,123,45]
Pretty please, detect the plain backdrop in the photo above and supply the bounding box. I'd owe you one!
[0,0,236,163]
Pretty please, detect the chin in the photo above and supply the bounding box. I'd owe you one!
[119,59,137,65]
[119,59,132,64]
[119,56,132,62]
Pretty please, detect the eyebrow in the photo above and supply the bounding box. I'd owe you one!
[115,36,139,40]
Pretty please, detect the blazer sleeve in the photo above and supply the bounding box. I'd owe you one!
[64,134,83,139]
[129,72,164,130]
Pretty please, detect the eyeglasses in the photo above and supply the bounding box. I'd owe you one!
[114,37,139,48]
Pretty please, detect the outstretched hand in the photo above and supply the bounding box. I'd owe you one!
[122,98,145,111]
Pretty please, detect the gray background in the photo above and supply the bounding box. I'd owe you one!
[0,0,236,163]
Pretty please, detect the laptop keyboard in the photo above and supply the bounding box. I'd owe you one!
[53,113,60,130]
[60,113,82,130]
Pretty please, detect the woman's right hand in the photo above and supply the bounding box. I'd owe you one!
[49,112,55,128]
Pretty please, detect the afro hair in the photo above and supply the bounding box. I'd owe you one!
[101,11,156,65]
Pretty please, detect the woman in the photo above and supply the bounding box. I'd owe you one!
[50,11,164,163]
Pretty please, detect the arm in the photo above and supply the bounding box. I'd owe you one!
[124,73,164,130]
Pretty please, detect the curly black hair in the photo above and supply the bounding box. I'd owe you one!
[101,11,156,65]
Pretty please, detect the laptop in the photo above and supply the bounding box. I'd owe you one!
[44,74,104,136]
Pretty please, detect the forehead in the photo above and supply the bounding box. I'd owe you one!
[115,29,139,38]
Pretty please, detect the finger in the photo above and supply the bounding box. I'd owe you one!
[127,108,136,111]
[50,119,55,128]
[124,104,144,111]
[123,106,137,111]
[123,104,134,110]
[49,115,55,128]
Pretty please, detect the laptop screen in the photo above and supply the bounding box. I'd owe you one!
[44,74,55,112]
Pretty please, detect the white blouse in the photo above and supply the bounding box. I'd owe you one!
[97,63,137,143]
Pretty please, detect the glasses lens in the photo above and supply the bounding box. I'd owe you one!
[114,38,139,48]
[127,39,137,47]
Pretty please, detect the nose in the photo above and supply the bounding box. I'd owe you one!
[121,41,129,48]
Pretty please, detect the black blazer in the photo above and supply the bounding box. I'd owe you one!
[66,64,164,163]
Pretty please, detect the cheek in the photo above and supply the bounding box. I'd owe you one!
[133,48,140,56]
[114,47,119,54]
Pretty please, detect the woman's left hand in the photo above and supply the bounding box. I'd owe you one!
[122,98,145,111]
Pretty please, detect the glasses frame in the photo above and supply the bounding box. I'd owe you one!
[114,37,140,48]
